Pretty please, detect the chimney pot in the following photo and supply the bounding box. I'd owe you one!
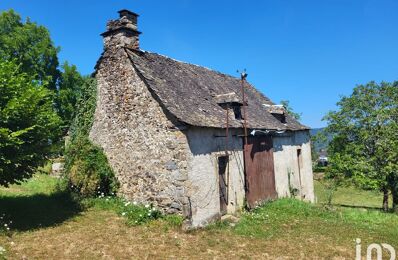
[101,10,141,50]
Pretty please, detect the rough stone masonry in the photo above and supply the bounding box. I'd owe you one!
[90,10,314,227]
[90,11,192,216]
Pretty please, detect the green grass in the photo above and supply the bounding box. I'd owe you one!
[314,180,390,209]
[0,174,60,196]
[233,199,398,244]
[231,181,397,241]
[0,173,397,258]
[81,196,183,226]
[0,174,182,231]
[0,174,81,231]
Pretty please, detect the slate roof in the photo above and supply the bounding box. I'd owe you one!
[123,48,309,131]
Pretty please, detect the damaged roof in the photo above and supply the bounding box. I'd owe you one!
[122,48,309,130]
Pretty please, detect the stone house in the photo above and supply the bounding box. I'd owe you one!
[91,10,315,227]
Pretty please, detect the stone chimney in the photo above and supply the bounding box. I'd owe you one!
[101,9,141,50]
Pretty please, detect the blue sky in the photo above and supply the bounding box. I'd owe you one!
[1,0,397,127]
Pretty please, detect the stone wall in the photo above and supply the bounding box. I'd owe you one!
[90,46,191,214]
[90,44,314,225]
[273,130,315,202]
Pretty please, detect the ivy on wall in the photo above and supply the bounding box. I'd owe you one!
[64,77,118,196]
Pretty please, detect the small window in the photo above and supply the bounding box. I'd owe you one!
[233,106,243,120]
[272,113,286,124]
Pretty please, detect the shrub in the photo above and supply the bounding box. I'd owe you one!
[66,137,117,196]
[313,165,327,173]
[37,161,53,175]
[64,78,118,196]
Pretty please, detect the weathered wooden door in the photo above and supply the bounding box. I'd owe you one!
[244,135,277,208]
[218,156,228,215]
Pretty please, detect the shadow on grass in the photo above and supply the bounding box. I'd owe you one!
[336,203,382,211]
[0,191,82,231]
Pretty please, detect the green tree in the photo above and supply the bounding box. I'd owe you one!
[281,100,302,121]
[323,81,398,212]
[0,9,60,90]
[0,60,62,185]
[0,9,84,134]
[57,62,85,132]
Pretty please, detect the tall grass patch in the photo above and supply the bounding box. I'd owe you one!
[82,195,183,227]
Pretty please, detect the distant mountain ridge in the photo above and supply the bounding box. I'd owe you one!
[309,127,331,154]
[309,127,325,136]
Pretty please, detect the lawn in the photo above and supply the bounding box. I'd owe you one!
[0,174,397,259]
[314,179,392,209]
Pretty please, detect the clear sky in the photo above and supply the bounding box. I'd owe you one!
[1,0,397,128]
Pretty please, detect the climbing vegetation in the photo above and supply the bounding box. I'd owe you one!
[64,78,118,197]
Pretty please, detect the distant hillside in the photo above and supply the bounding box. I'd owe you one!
[310,127,332,155]
[309,128,325,136]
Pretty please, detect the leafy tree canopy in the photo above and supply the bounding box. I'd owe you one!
[280,100,302,121]
[323,81,398,211]
[0,9,87,185]
[0,9,86,129]
[0,9,60,90]
[57,61,85,131]
[0,60,62,185]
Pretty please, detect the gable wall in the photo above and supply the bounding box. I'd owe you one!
[90,48,191,214]
[273,130,315,202]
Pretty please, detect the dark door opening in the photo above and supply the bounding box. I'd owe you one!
[297,148,303,199]
[218,155,229,215]
[244,135,277,208]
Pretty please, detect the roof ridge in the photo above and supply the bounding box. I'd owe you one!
[124,47,309,130]
[125,48,242,82]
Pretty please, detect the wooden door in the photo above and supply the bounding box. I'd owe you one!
[244,135,277,208]
[218,156,228,215]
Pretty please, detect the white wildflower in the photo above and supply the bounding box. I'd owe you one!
[145,204,150,208]
[133,201,137,205]
[0,246,5,253]
[3,224,7,227]
[124,202,130,206]
[121,212,126,216]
